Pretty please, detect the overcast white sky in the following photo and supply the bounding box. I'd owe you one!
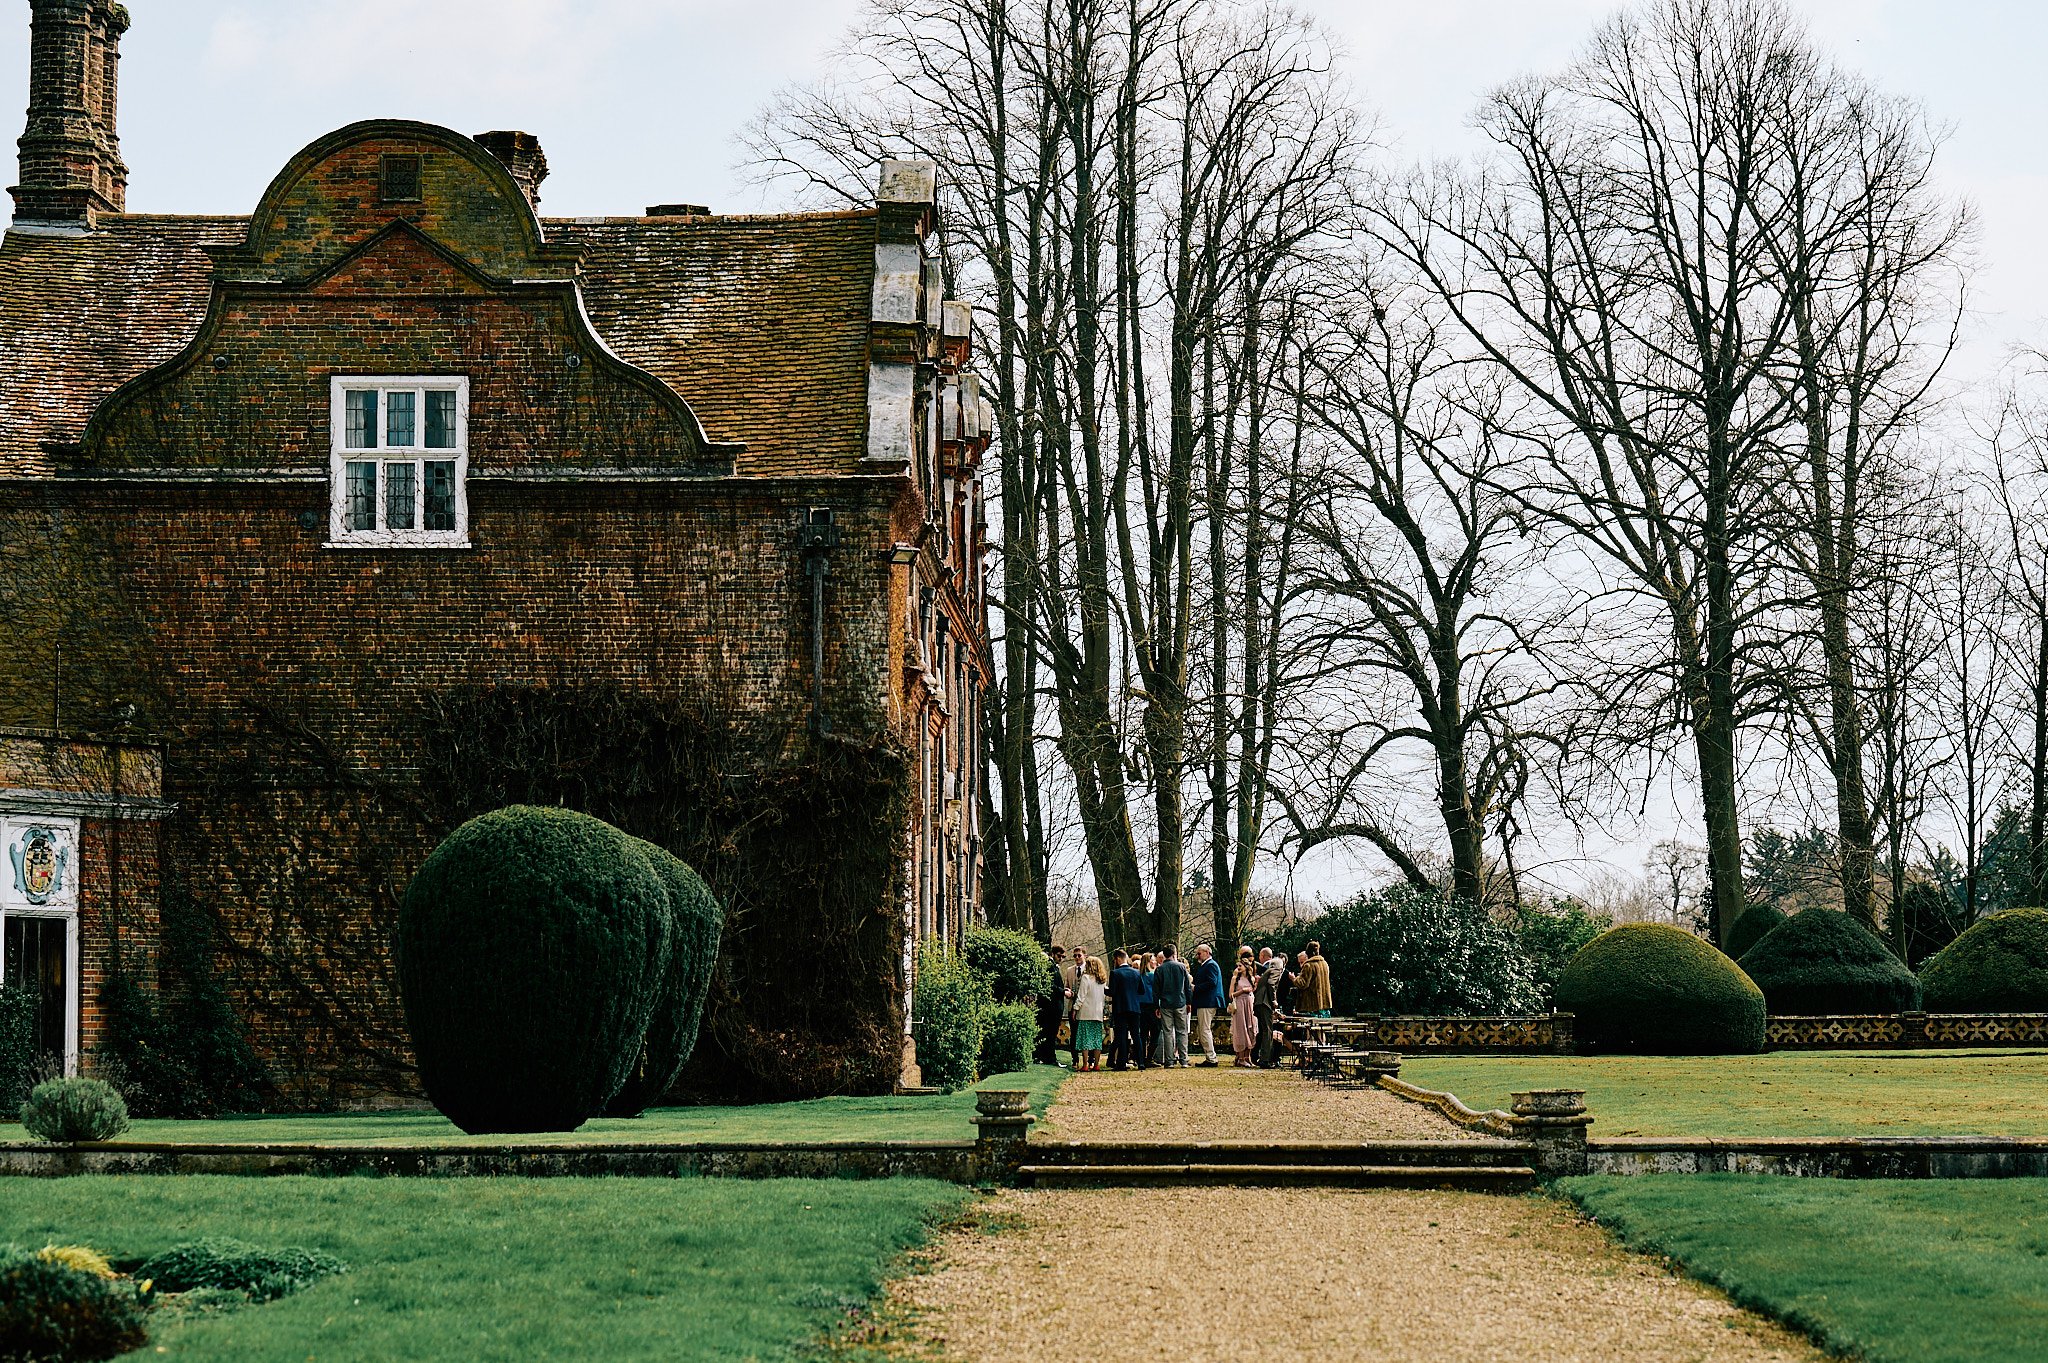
[5,0,2042,900]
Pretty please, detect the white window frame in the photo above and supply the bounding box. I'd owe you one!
[2,815,81,1077]
[327,376,471,548]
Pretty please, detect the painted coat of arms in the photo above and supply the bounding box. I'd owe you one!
[8,824,69,905]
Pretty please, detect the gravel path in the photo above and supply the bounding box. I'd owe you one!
[890,1187,1826,1363]
[1038,1061,1484,1142]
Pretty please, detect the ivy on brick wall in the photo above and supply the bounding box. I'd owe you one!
[96,891,274,1118]
[152,686,911,1106]
[418,684,912,1103]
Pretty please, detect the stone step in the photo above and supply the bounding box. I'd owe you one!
[1024,1139,1533,1169]
[1019,1162,1538,1191]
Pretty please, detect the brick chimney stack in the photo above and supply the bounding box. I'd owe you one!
[473,131,548,210]
[10,0,129,229]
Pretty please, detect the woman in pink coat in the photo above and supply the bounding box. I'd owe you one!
[1229,948,1259,1066]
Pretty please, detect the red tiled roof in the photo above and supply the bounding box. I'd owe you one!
[551,212,878,476]
[0,209,879,478]
[0,215,243,477]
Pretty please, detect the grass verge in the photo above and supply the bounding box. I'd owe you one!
[0,1174,971,1362]
[0,1066,1067,1147]
[1401,1050,2048,1137]
[1559,1174,2048,1363]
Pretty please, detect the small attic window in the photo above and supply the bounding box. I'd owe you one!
[381,154,423,203]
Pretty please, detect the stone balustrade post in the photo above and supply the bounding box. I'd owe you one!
[1548,1011,1576,1054]
[1511,1088,1591,1179]
[970,1089,1034,1183]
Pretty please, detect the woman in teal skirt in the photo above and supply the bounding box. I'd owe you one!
[1071,954,1109,1070]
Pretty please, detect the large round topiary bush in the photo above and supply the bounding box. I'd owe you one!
[1555,923,1765,1054]
[398,806,673,1133]
[628,838,723,1103]
[1724,904,1787,961]
[1920,908,2048,1012]
[1735,909,1919,1015]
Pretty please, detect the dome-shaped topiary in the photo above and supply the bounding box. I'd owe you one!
[629,838,723,1103]
[1555,923,1765,1054]
[1736,909,1919,1014]
[398,806,672,1134]
[1724,904,1787,960]
[1920,908,2048,1012]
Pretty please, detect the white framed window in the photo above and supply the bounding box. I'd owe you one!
[328,376,470,548]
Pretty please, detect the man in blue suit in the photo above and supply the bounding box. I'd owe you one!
[1190,943,1226,1066]
[1107,949,1147,1071]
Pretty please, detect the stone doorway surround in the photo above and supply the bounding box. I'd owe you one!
[0,731,168,1075]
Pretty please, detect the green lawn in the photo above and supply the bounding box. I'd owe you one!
[1401,1050,2048,1137]
[1560,1175,2048,1363]
[0,1066,1065,1147]
[0,1174,970,1362]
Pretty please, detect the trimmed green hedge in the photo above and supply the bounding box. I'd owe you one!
[960,926,1053,1004]
[398,806,673,1133]
[977,1002,1037,1077]
[1555,924,1765,1054]
[629,838,724,1102]
[911,942,988,1093]
[1737,909,1920,1015]
[1920,908,2048,1012]
[1724,904,1787,960]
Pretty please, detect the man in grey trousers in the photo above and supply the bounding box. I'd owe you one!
[1150,944,1194,1067]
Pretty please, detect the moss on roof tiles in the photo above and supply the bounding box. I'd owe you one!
[0,210,877,479]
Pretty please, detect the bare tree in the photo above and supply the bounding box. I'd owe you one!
[747,0,1356,948]
[1276,269,1559,906]
[1373,0,1963,941]
[1761,70,1968,927]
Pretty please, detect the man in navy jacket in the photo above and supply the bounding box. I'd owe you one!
[1107,950,1147,1071]
[1190,944,1226,1066]
[1151,944,1194,1067]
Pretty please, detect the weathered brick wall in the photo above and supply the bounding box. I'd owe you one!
[75,814,161,1056]
[33,475,915,1102]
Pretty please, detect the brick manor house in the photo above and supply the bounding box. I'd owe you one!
[0,1,991,1102]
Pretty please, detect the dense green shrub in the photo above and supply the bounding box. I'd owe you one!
[603,839,726,1116]
[20,1079,129,1143]
[0,1247,149,1362]
[1253,885,1540,1015]
[398,805,673,1133]
[137,1238,346,1303]
[961,927,1053,1004]
[1920,908,2048,1012]
[976,1002,1037,1078]
[1515,902,1612,1008]
[912,941,988,1093]
[1736,909,1920,1015]
[0,984,33,1118]
[1555,924,1765,1054]
[1725,904,1788,961]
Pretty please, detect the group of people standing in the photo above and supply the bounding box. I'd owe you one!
[1037,941,1334,1072]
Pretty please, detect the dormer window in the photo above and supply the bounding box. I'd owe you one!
[328,377,469,548]
[381,154,423,203]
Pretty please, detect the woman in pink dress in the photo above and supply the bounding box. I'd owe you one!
[1229,948,1259,1066]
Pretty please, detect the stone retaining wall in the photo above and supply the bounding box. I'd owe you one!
[1587,1137,2048,1179]
[1766,1013,2048,1048]
[1266,1011,2048,1053]
[0,1139,980,1182]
